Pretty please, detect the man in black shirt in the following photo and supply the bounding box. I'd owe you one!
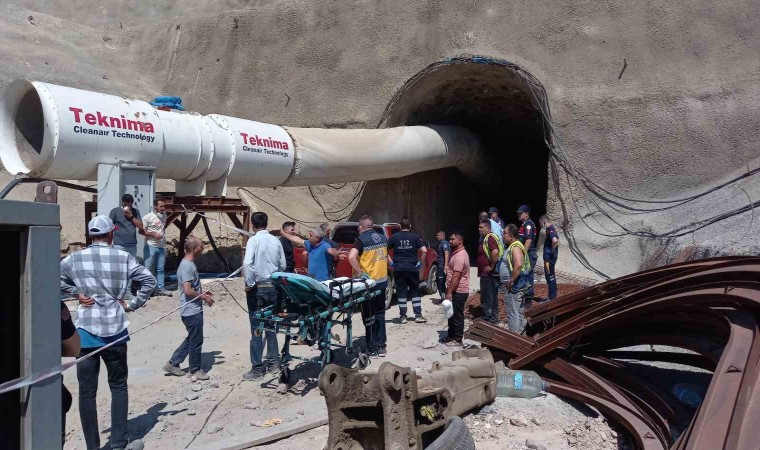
[279,221,296,273]
[387,217,428,324]
[108,194,144,258]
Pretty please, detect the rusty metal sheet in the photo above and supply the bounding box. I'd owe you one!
[466,257,760,450]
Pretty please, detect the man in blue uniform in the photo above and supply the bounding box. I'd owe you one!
[434,229,450,304]
[539,215,560,300]
[387,217,428,323]
[517,205,537,299]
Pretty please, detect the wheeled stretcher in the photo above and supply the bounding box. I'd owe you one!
[250,272,381,386]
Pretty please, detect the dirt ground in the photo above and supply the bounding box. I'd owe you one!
[61,268,621,450]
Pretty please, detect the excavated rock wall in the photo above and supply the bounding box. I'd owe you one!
[2,0,758,277]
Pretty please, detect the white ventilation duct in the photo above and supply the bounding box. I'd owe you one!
[0,80,482,195]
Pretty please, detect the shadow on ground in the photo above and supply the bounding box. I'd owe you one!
[201,350,225,373]
[103,402,186,443]
[257,339,371,396]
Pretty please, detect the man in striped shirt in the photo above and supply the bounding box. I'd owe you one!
[60,215,155,450]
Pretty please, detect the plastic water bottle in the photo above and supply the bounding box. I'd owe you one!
[496,368,546,398]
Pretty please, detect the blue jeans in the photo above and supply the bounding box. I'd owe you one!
[77,345,128,450]
[170,313,204,373]
[144,245,165,290]
[247,286,280,372]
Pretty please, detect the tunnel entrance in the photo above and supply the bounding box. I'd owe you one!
[355,56,551,253]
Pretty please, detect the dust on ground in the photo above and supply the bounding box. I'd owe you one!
[62,270,621,450]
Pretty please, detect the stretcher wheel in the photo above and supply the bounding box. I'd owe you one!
[356,352,370,370]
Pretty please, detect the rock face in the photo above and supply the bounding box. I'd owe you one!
[2,0,758,278]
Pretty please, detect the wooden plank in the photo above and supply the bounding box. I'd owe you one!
[194,416,328,450]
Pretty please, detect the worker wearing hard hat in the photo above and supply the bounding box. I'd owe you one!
[517,205,538,299]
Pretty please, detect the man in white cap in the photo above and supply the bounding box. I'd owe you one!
[60,215,156,450]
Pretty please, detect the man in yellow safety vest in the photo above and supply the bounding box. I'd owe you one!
[477,219,504,324]
[501,223,531,333]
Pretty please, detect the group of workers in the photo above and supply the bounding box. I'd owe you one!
[108,194,173,297]
[434,205,560,345]
[58,193,559,450]
[60,193,222,450]
[242,212,392,378]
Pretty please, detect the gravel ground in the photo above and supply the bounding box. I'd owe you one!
[462,395,626,450]
[60,270,703,449]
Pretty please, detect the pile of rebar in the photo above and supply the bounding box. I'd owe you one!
[466,256,760,450]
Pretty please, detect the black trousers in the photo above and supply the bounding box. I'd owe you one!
[447,292,468,341]
[395,270,422,317]
[62,382,72,447]
[360,287,387,352]
[479,276,500,324]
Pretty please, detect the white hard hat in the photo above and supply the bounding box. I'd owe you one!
[88,215,114,236]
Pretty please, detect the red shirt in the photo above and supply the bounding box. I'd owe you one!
[477,234,499,278]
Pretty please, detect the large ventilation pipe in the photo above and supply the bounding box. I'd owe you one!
[0,80,483,195]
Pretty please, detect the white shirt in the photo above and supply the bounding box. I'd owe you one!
[243,230,286,287]
[143,211,167,248]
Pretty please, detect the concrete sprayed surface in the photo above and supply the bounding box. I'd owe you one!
[1,0,758,280]
[60,272,618,449]
[0,1,754,449]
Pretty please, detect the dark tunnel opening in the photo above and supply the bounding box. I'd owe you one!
[354,57,551,257]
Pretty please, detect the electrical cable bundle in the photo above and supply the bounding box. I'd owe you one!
[379,56,758,279]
